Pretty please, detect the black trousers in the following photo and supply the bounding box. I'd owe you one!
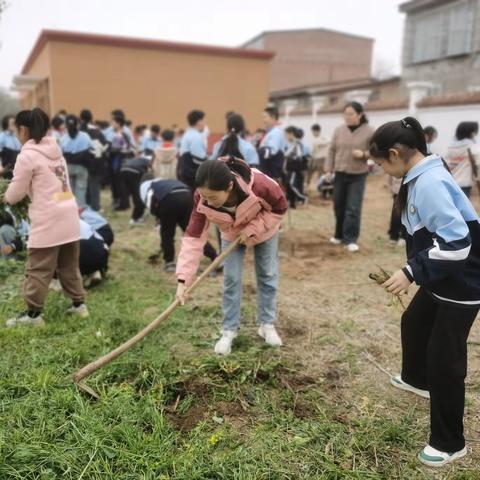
[388,195,406,241]
[286,170,308,208]
[152,190,217,264]
[109,155,129,210]
[333,172,367,244]
[121,170,145,220]
[401,287,478,452]
[79,237,109,275]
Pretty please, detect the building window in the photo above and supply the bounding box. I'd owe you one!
[410,0,475,63]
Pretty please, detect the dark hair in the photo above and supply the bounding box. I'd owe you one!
[264,106,279,120]
[455,122,478,141]
[311,123,321,132]
[2,114,14,131]
[80,109,93,124]
[65,114,79,139]
[423,125,437,138]
[370,116,429,215]
[195,158,251,191]
[111,109,125,119]
[225,110,235,120]
[51,116,64,130]
[57,109,67,116]
[15,108,50,143]
[134,125,145,135]
[187,109,205,127]
[294,128,304,140]
[217,114,246,159]
[151,124,161,134]
[96,120,109,129]
[161,129,175,142]
[344,101,368,124]
[112,114,125,127]
[285,126,297,135]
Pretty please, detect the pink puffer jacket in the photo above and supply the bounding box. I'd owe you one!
[176,169,287,285]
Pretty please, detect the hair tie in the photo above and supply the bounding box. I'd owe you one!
[230,128,236,133]
[401,119,411,129]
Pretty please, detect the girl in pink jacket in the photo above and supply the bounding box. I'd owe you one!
[176,132,287,355]
[4,108,87,328]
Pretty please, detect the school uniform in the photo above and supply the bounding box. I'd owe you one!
[284,139,308,208]
[258,125,285,181]
[79,220,109,276]
[108,131,132,210]
[120,157,150,220]
[0,210,23,257]
[81,123,108,211]
[399,155,480,453]
[80,207,114,247]
[0,131,22,179]
[141,135,162,155]
[60,132,93,208]
[179,128,207,190]
[445,139,480,198]
[211,136,260,166]
[140,179,217,264]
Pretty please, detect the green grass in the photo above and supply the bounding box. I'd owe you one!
[0,212,478,479]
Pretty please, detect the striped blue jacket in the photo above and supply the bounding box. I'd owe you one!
[401,155,480,307]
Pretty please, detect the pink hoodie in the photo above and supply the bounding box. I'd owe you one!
[5,136,80,248]
[176,169,287,286]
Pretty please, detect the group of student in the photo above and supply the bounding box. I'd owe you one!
[1,101,480,468]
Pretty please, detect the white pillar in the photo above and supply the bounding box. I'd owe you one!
[282,99,298,125]
[344,89,372,105]
[310,95,327,124]
[407,81,434,116]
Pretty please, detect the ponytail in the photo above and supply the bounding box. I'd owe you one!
[15,108,50,143]
[369,116,435,215]
[65,114,79,139]
[218,113,246,159]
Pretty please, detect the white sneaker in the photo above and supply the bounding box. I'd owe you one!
[129,218,145,226]
[6,312,45,328]
[418,445,467,467]
[390,375,430,399]
[90,270,103,287]
[397,238,406,247]
[258,324,283,347]
[67,303,89,318]
[346,243,360,252]
[214,330,238,355]
[329,237,342,245]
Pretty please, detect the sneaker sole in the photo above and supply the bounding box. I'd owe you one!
[418,447,467,467]
[390,377,430,399]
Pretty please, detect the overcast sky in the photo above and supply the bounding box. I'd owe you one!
[0,0,406,90]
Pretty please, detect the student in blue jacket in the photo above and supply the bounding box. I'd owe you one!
[369,116,480,468]
[258,106,285,183]
[211,113,259,167]
[60,115,94,208]
[0,115,22,179]
[179,110,207,191]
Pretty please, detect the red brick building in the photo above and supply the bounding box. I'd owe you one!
[243,28,374,93]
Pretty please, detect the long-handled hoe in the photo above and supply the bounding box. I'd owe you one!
[73,238,241,399]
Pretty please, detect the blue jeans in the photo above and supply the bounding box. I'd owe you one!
[221,233,279,331]
[68,164,89,208]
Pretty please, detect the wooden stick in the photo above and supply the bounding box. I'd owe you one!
[73,238,241,398]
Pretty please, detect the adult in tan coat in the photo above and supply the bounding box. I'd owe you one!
[325,102,375,252]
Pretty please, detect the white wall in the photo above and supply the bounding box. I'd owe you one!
[283,104,480,157]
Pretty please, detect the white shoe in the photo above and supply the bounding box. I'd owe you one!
[418,445,467,467]
[397,238,406,247]
[329,237,342,245]
[90,270,103,287]
[129,218,144,226]
[390,375,430,399]
[6,312,45,328]
[214,330,238,355]
[67,303,89,318]
[258,324,283,347]
[346,243,360,252]
[49,279,62,292]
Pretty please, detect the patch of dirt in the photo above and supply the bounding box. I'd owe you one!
[167,404,209,432]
